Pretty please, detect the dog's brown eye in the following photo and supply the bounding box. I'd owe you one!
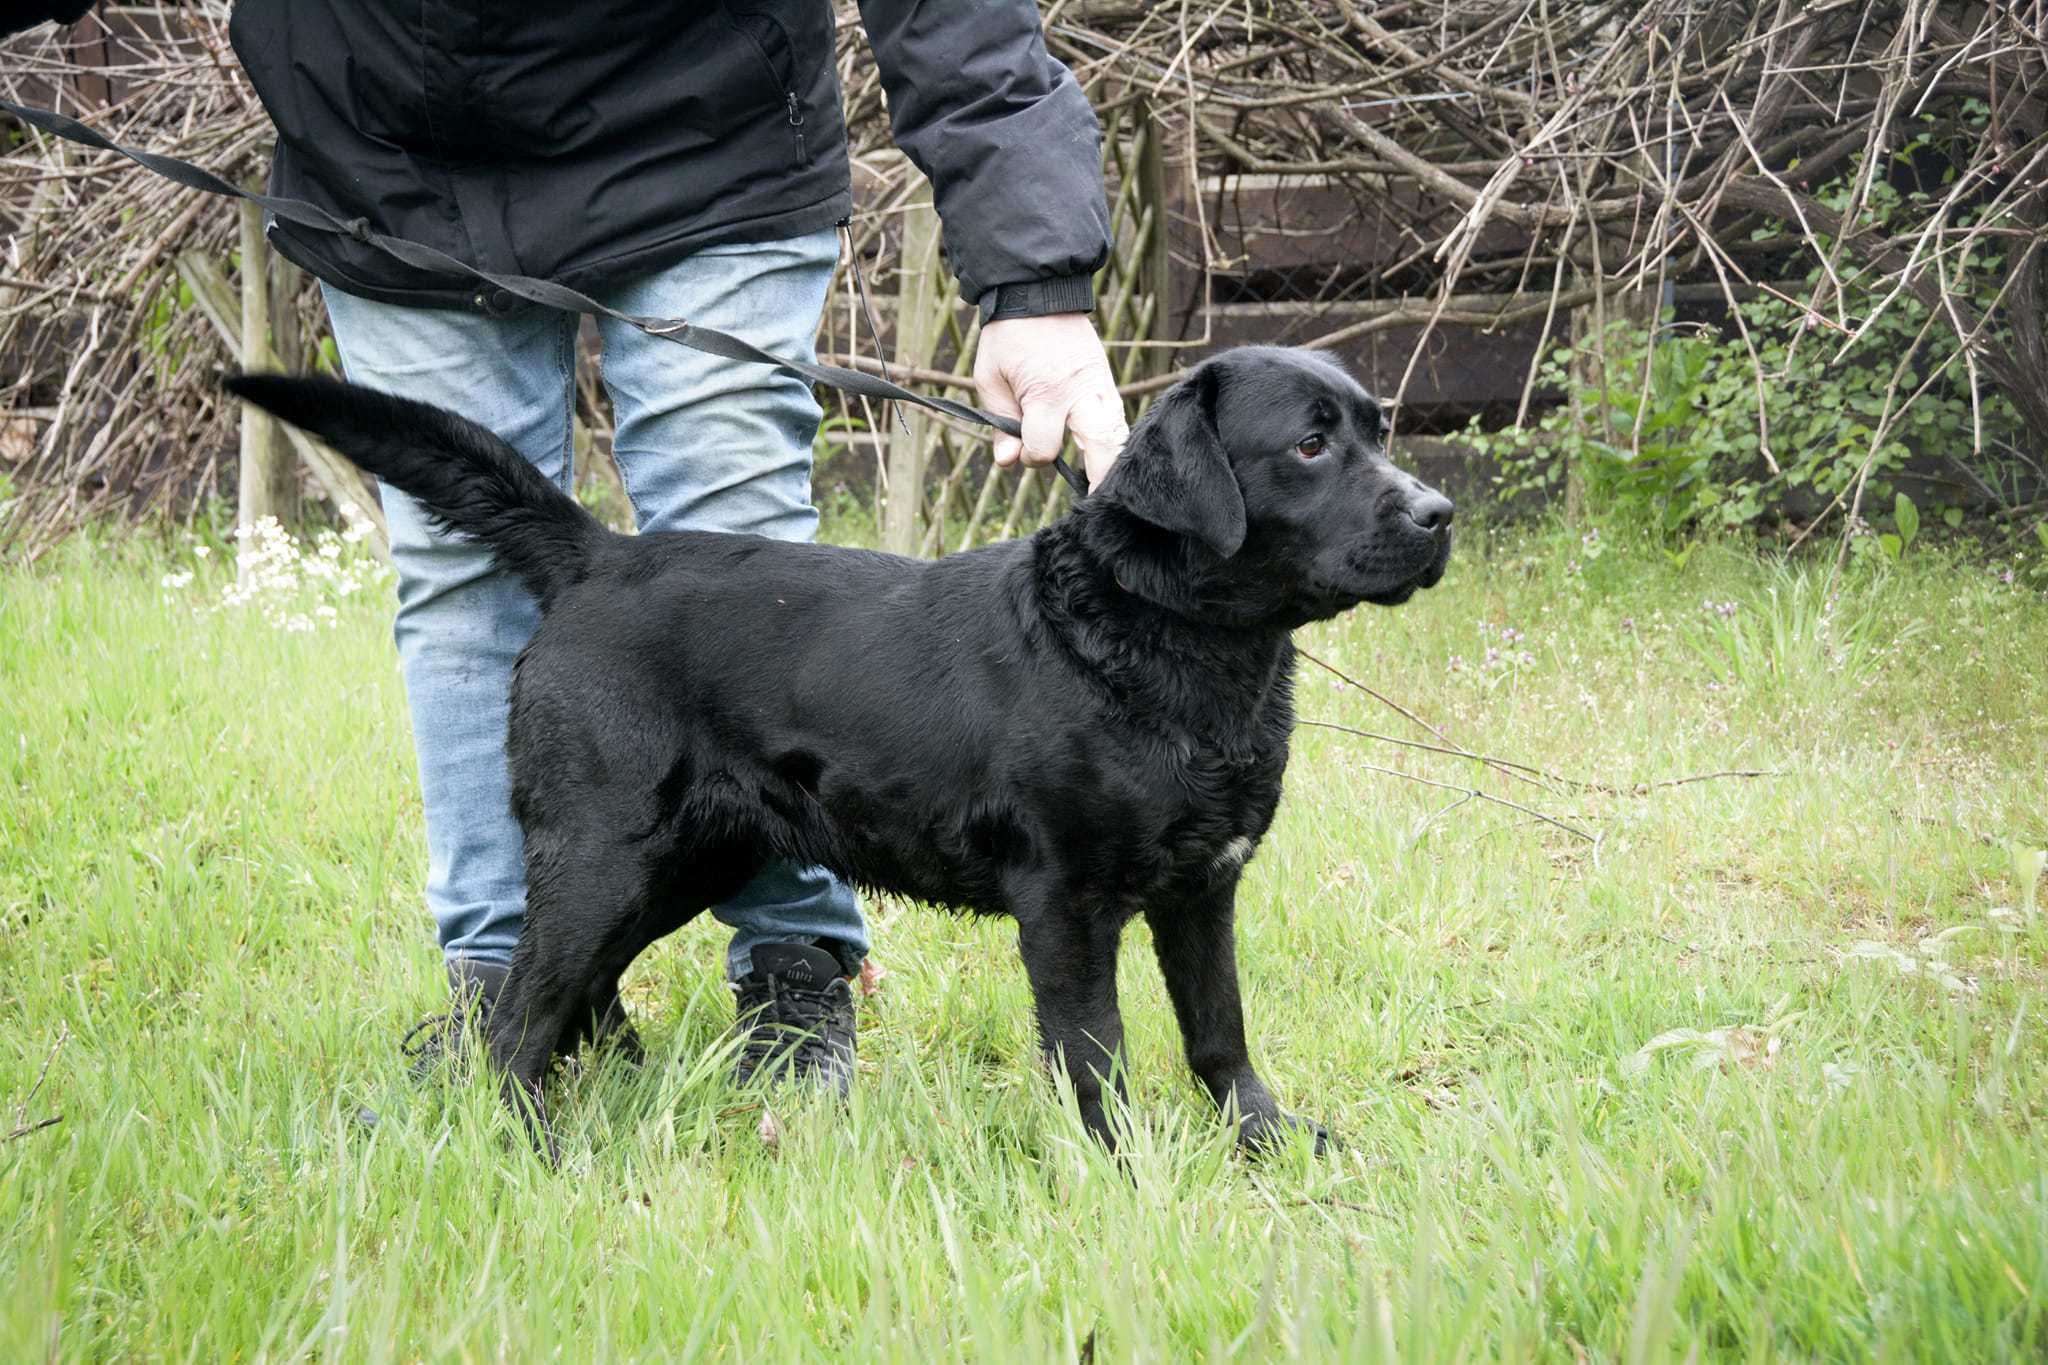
[1296,434,1326,458]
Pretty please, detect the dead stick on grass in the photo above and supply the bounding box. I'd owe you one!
[1633,769,1780,791]
[6,1022,67,1143]
[1298,655,1784,797]
[1296,648,1570,793]
[1345,758,1600,843]
[1306,717,1781,798]
[1298,716,1571,794]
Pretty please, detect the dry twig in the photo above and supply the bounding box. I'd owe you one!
[5,1023,66,1143]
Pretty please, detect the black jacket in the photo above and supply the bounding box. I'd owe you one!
[224,2,1110,318]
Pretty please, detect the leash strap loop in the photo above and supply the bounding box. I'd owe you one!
[1,96,1089,498]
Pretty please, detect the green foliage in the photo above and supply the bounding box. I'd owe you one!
[812,409,871,476]
[1882,492,1920,562]
[1457,159,2026,542]
[1675,560,1923,702]
[136,274,198,388]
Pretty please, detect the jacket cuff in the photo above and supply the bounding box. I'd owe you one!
[977,274,1096,323]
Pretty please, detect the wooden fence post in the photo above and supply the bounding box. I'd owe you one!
[1133,99,1174,388]
[883,179,944,556]
[236,198,297,550]
[197,209,388,557]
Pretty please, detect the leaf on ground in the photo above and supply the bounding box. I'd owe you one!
[1624,1022,1785,1077]
[1843,932,1981,993]
[2013,844,2045,919]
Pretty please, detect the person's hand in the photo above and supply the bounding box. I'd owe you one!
[973,313,1128,487]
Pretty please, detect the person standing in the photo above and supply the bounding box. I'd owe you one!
[8,1,1128,1090]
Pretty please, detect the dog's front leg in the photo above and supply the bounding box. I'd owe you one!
[1146,886,1330,1155]
[1014,906,1128,1149]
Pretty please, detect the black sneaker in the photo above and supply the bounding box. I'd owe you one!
[356,959,509,1129]
[731,941,858,1095]
[398,958,511,1083]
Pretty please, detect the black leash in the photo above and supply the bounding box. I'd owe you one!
[1,96,1090,498]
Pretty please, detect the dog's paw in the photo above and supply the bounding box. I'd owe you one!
[1237,1109,1333,1158]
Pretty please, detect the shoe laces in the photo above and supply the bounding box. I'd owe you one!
[398,1010,458,1061]
[398,983,489,1061]
[734,976,850,1061]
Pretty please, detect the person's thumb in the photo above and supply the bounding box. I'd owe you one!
[1067,389,1128,485]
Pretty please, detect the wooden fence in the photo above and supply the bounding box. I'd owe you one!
[871,96,1173,556]
[182,202,387,562]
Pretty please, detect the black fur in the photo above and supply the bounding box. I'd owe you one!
[223,374,596,609]
[223,346,1453,1161]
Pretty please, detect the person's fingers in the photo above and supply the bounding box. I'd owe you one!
[975,365,1024,467]
[1067,389,1129,485]
[1017,397,1070,467]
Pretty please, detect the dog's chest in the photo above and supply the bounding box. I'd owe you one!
[1163,812,1268,887]
[1151,744,1284,887]
[1197,832,1259,877]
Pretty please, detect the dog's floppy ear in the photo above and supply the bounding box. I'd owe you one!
[1096,364,1247,558]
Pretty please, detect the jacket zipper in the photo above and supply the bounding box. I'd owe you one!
[784,91,807,164]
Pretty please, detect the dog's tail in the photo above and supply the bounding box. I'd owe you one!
[223,373,603,608]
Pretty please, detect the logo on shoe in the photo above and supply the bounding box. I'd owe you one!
[753,941,844,988]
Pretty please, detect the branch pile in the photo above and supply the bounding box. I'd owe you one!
[1031,1,2047,443]
[2,5,278,545]
[4,2,2045,547]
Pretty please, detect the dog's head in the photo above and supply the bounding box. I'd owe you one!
[1088,346,1452,627]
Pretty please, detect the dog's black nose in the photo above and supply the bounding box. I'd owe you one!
[1405,488,1454,533]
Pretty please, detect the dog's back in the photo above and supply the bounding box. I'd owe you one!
[227,370,1293,916]
[522,522,1128,913]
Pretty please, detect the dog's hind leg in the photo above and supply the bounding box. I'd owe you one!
[487,829,661,1162]
[580,975,644,1065]
[552,971,644,1068]
[1012,893,1131,1149]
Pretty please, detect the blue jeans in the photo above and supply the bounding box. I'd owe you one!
[320,230,866,980]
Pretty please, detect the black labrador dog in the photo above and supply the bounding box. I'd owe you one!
[226,346,1451,1160]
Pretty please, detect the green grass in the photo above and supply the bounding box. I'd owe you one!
[2,517,2044,1360]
